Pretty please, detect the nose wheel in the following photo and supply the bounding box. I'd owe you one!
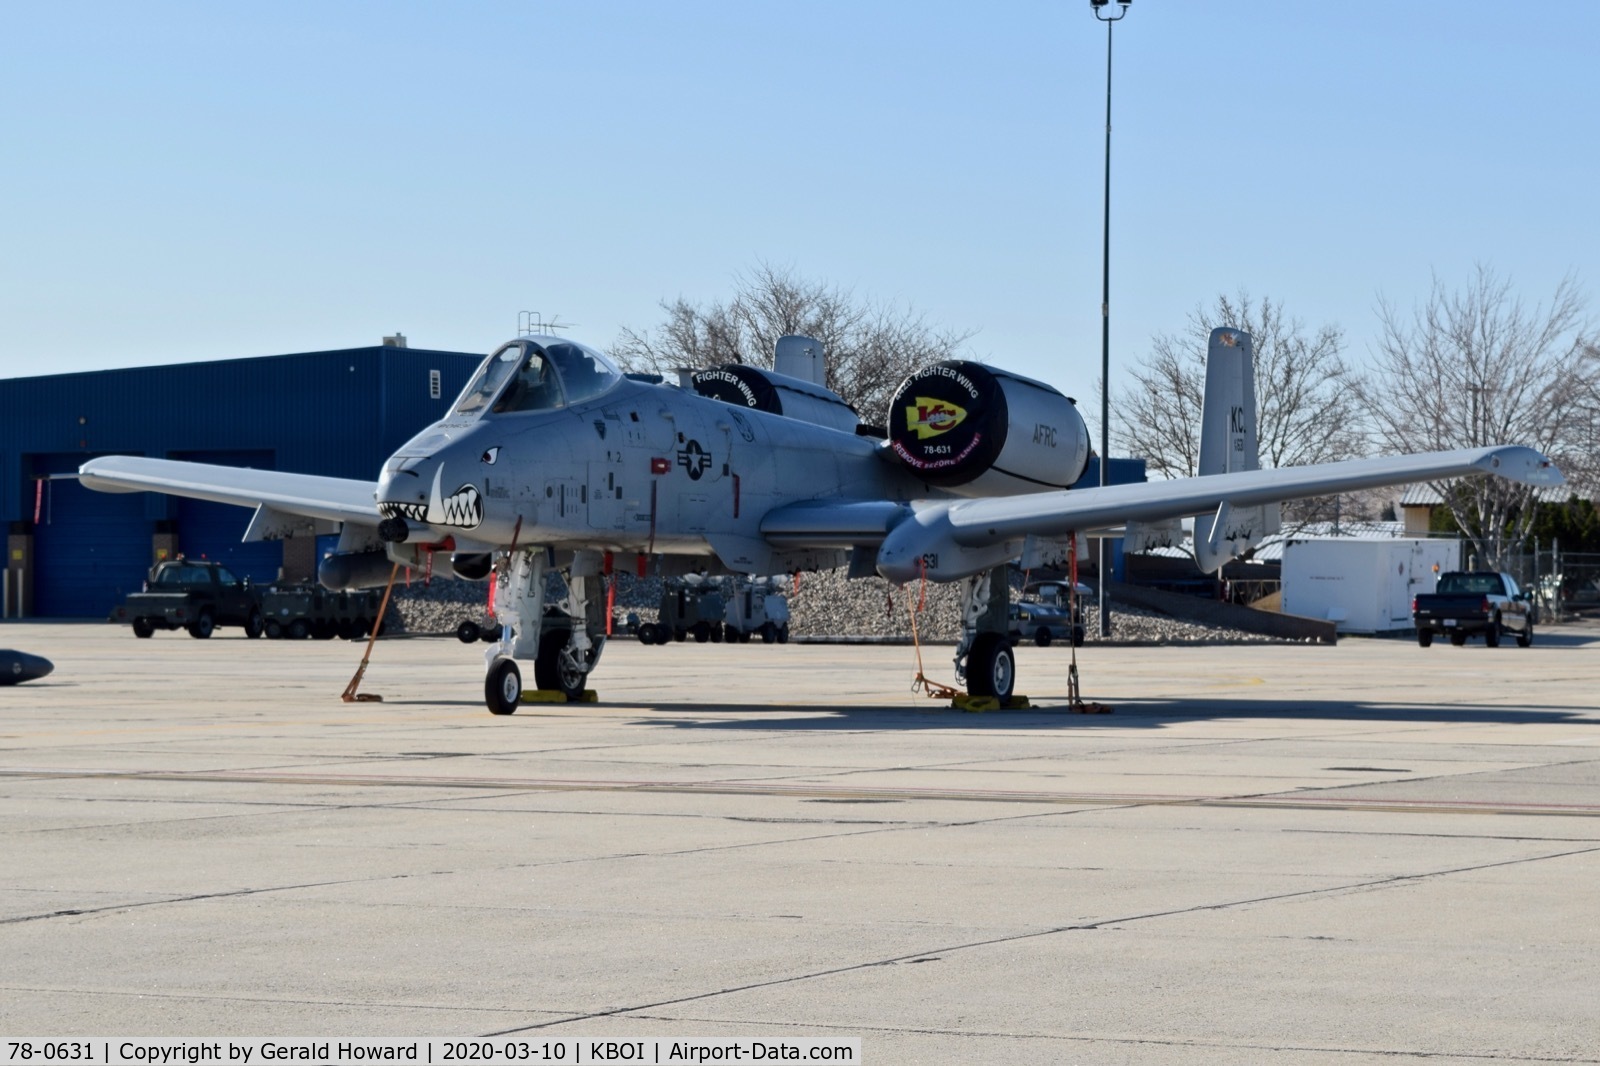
[486,658,522,715]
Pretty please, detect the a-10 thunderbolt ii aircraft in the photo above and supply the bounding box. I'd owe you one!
[80,327,1563,713]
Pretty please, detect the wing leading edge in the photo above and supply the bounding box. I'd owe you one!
[78,456,380,528]
[871,445,1562,583]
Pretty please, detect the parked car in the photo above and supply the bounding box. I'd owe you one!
[111,559,263,639]
[1008,581,1091,647]
[1412,571,1534,648]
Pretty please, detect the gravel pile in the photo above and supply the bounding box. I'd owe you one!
[384,568,1285,644]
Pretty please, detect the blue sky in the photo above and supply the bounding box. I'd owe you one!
[3,1,1595,418]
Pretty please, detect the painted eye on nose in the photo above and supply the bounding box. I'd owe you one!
[481,447,500,465]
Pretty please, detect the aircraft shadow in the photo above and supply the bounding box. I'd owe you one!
[625,697,1600,732]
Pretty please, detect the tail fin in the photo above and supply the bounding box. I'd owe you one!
[1195,328,1280,572]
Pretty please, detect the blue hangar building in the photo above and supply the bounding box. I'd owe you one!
[2,338,485,618]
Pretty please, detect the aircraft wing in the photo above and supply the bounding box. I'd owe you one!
[835,445,1560,583]
[942,445,1560,541]
[78,455,380,527]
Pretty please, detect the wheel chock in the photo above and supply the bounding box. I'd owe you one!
[519,689,601,704]
[951,693,1031,713]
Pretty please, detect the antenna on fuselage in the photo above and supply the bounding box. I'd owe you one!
[518,311,578,337]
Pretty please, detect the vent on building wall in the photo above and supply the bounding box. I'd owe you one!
[429,370,441,399]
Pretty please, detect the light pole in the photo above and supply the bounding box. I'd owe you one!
[1091,0,1130,637]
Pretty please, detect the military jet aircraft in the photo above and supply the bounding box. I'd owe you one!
[80,328,1562,713]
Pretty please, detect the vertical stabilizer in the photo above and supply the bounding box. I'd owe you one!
[1195,328,1280,573]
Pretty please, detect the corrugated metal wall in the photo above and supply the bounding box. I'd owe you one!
[2,344,486,615]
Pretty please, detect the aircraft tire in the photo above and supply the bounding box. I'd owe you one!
[457,621,481,644]
[535,630,587,701]
[132,618,155,639]
[1418,629,1433,648]
[485,658,521,715]
[968,634,1015,702]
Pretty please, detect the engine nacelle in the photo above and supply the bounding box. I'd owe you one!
[886,361,1090,496]
[690,364,858,433]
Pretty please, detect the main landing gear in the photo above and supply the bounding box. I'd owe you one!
[953,567,1018,704]
[483,548,606,715]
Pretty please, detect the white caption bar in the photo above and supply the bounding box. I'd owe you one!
[2,1041,861,1066]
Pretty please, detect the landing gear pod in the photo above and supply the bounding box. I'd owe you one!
[886,361,1090,496]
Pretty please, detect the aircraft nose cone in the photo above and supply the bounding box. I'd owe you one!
[376,460,430,523]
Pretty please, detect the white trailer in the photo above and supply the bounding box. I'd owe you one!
[1281,538,1460,633]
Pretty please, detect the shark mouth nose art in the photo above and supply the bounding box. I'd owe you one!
[438,483,484,527]
[379,467,484,530]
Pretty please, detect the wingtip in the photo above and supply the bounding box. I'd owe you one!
[1480,446,1566,487]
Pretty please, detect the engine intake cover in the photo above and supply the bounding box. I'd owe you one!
[886,361,1089,496]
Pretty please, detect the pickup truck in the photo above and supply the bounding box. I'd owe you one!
[1412,571,1534,648]
[111,559,265,639]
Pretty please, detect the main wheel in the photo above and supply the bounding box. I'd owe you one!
[1517,622,1533,648]
[485,657,521,715]
[534,630,588,701]
[187,611,214,639]
[1485,615,1501,648]
[967,633,1016,701]
[457,620,481,644]
[132,617,155,639]
[1417,629,1433,647]
[244,609,264,639]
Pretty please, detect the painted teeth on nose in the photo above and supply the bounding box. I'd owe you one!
[442,485,483,527]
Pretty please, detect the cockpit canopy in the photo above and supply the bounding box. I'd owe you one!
[453,337,622,417]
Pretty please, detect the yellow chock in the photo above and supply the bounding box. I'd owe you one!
[520,689,601,704]
[952,693,1030,712]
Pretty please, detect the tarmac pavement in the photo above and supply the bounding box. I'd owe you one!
[2,620,1599,1063]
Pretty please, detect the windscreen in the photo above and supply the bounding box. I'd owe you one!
[453,340,622,416]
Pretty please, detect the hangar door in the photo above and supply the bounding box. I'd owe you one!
[170,450,283,585]
[28,453,151,618]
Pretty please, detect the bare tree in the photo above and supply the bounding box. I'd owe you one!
[1359,266,1595,570]
[1112,292,1369,522]
[612,263,973,419]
